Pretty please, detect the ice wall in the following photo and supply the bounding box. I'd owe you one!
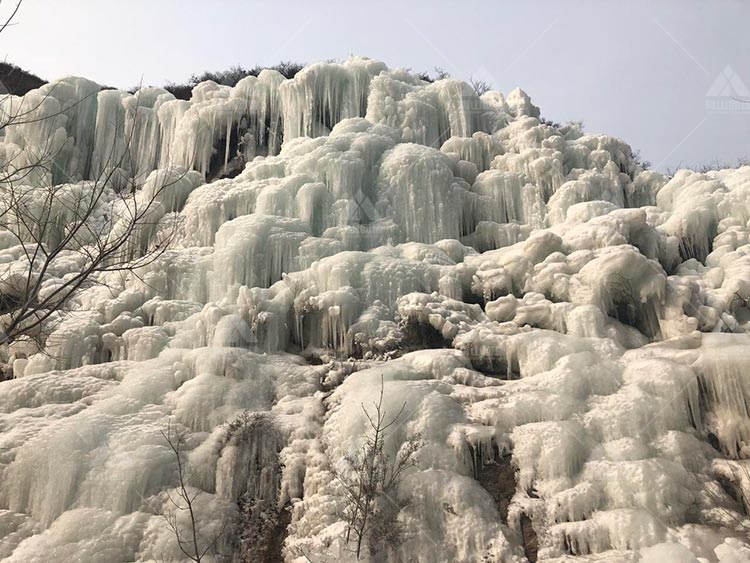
[1,57,750,562]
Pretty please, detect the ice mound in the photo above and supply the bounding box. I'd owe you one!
[1,56,750,562]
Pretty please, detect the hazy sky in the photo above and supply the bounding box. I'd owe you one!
[3,0,749,172]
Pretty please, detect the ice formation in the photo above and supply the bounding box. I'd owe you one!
[1,56,750,562]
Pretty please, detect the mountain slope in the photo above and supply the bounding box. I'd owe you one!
[0,61,45,95]
[0,57,749,563]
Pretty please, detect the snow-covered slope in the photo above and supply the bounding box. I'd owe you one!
[1,56,750,562]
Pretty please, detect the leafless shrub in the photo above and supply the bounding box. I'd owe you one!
[628,148,651,170]
[165,61,307,99]
[665,157,750,177]
[161,422,227,563]
[0,66,199,356]
[334,376,423,559]
[416,67,451,83]
[0,61,46,96]
[470,77,492,96]
[538,117,560,128]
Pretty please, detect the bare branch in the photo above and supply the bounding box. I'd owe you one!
[0,0,22,35]
[333,375,422,559]
[160,421,227,563]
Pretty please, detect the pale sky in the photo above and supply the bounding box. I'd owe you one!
[3,0,749,172]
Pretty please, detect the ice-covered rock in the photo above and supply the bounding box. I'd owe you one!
[1,57,749,562]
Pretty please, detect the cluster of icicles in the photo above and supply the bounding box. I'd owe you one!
[1,57,750,562]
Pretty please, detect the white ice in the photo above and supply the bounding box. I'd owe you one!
[1,57,750,562]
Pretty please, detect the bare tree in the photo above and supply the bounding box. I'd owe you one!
[0,2,200,360]
[161,421,227,563]
[415,67,450,83]
[334,376,423,559]
[0,1,22,35]
[432,67,451,81]
[0,147,194,350]
[469,77,492,97]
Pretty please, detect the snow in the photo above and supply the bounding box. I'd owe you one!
[1,56,750,562]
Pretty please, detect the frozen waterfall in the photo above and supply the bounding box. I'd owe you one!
[1,56,750,563]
